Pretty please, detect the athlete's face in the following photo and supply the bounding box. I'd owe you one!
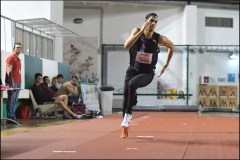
[146,16,158,32]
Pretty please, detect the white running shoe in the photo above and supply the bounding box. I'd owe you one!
[120,113,133,138]
[121,113,132,127]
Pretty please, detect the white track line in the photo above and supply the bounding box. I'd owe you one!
[52,151,76,153]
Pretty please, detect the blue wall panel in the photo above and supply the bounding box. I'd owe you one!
[58,62,71,83]
[25,55,42,89]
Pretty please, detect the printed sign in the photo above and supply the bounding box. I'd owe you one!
[80,82,100,111]
[217,78,226,83]
[227,73,235,82]
[204,76,209,83]
[135,51,152,64]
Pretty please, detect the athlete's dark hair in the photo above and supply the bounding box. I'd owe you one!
[145,13,158,19]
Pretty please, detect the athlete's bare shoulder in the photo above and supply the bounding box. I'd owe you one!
[158,35,174,48]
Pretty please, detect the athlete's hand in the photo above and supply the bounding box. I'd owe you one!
[140,21,149,32]
[157,65,168,77]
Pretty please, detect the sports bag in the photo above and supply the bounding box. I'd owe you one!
[16,103,32,119]
[71,102,86,114]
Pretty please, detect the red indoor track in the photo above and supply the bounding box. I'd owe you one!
[1,112,239,159]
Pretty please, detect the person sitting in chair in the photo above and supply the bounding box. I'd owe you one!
[58,76,80,105]
[31,73,83,119]
[50,77,58,92]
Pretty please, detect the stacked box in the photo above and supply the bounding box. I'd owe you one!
[227,86,237,108]
[219,86,228,107]
[198,85,218,107]
[199,85,238,108]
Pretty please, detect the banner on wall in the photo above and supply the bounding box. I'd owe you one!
[80,82,100,111]
[227,73,235,82]
[217,78,227,83]
[63,37,99,83]
[200,76,209,84]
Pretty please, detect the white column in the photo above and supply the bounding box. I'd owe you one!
[182,5,197,45]
[50,1,64,62]
[182,5,198,105]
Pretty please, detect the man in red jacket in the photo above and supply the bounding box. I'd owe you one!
[5,42,22,122]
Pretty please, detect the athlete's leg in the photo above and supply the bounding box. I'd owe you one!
[121,71,154,138]
[125,72,154,114]
[122,67,138,117]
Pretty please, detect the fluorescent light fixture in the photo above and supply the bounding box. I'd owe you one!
[229,53,237,59]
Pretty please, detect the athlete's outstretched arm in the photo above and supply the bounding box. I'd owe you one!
[157,36,174,77]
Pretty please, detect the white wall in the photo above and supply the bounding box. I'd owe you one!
[1,1,63,24]
[63,4,184,44]
[41,58,58,81]
[1,1,64,62]
[197,8,239,45]
[50,1,63,25]
[64,8,101,47]
[1,17,14,52]
[102,4,184,44]
[1,1,51,20]
[63,4,239,46]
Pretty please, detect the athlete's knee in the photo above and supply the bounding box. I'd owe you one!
[128,82,137,90]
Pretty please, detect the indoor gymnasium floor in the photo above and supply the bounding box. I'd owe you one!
[1,111,239,159]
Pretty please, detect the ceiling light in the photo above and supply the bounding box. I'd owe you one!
[73,18,83,24]
[198,47,205,54]
[229,53,237,59]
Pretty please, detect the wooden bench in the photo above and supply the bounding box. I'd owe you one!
[29,90,62,114]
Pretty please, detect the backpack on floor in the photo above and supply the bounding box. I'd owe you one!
[71,102,86,114]
[16,103,32,119]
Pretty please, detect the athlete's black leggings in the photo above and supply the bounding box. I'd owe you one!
[122,67,154,117]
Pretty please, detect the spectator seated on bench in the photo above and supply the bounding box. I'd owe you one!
[29,90,61,115]
[58,75,80,105]
[31,73,83,119]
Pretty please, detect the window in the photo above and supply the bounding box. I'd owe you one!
[36,35,42,58]
[23,30,30,55]
[47,39,53,60]
[15,27,54,59]
[205,17,233,28]
[30,33,37,57]
[42,37,48,59]
[15,28,23,46]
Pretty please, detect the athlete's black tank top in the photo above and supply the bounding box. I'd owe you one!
[129,31,160,73]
